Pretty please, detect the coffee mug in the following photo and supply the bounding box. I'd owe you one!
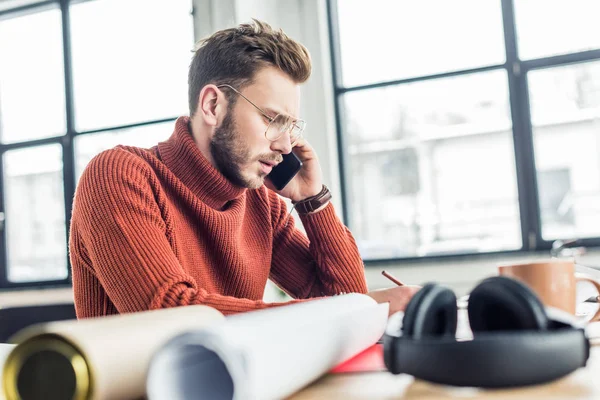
[498,260,600,321]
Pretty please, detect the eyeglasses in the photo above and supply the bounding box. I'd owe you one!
[217,84,306,146]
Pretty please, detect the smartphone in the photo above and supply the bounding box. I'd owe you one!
[267,152,303,190]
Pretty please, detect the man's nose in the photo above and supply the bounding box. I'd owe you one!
[269,132,293,154]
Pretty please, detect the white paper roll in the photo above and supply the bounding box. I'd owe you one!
[147,294,389,400]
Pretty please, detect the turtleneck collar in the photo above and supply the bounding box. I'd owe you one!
[157,116,246,210]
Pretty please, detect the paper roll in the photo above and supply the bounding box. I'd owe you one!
[147,294,389,400]
[3,305,224,400]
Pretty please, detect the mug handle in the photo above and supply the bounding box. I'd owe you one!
[575,273,600,322]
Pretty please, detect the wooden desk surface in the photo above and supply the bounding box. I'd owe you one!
[290,344,600,400]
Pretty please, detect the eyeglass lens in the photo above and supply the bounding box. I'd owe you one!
[266,114,305,143]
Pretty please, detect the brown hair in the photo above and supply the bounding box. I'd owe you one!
[188,19,312,116]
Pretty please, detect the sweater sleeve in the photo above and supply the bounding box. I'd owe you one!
[70,150,301,316]
[268,192,368,299]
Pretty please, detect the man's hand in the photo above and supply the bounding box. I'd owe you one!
[265,138,324,203]
[366,286,422,316]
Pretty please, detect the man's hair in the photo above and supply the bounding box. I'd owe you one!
[188,19,312,116]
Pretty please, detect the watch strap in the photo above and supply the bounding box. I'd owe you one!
[292,185,332,214]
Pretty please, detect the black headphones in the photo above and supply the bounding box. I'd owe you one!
[383,276,590,388]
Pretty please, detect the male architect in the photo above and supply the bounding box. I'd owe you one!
[69,20,418,317]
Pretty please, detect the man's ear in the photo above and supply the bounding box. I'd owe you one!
[197,84,227,127]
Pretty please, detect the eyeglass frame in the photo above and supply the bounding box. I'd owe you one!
[216,84,306,145]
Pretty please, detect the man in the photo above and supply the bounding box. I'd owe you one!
[69,19,418,318]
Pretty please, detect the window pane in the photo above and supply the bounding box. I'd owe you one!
[0,8,66,143]
[74,121,172,181]
[528,62,600,240]
[70,0,194,131]
[336,0,505,87]
[342,71,521,259]
[3,145,68,282]
[514,0,600,60]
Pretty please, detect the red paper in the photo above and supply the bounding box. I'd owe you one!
[329,343,386,374]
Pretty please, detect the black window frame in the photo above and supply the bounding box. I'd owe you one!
[0,0,184,289]
[326,0,600,265]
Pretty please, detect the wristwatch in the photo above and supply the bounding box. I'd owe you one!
[292,185,332,214]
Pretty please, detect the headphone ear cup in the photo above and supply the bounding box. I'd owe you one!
[402,283,457,339]
[468,276,548,333]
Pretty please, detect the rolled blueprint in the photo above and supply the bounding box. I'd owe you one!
[147,294,389,400]
[2,305,224,400]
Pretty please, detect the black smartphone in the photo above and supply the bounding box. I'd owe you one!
[267,152,303,190]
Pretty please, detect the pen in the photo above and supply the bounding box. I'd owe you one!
[381,270,404,287]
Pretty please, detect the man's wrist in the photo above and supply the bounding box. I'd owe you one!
[292,185,332,215]
[292,186,323,203]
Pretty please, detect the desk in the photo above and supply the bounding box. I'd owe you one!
[291,342,600,399]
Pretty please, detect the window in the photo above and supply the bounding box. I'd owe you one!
[336,0,506,87]
[0,0,194,288]
[0,7,66,144]
[3,145,67,283]
[329,0,600,261]
[70,0,192,131]
[529,61,600,240]
[514,0,600,60]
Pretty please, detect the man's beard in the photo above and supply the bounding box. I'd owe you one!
[210,111,263,189]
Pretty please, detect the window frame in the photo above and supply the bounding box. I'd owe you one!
[0,0,186,289]
[326,0,600,265]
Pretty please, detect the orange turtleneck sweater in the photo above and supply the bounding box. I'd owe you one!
[69,117,368,317]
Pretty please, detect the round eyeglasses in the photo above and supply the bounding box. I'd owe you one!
[265,114,306,146]
[217,84,306,146]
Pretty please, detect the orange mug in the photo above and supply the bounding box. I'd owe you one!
[498,260,600,321]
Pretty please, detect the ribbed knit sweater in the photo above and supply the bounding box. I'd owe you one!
[69,116,368,317]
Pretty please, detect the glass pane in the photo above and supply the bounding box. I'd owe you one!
[70,0,194,131]
[514,0,600,60]
[528,61,600,240]
[342,71,521,259]
[74,121,172,181]
[3,145,68,282]
[0,8,66,143]
[336,0,505,87]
